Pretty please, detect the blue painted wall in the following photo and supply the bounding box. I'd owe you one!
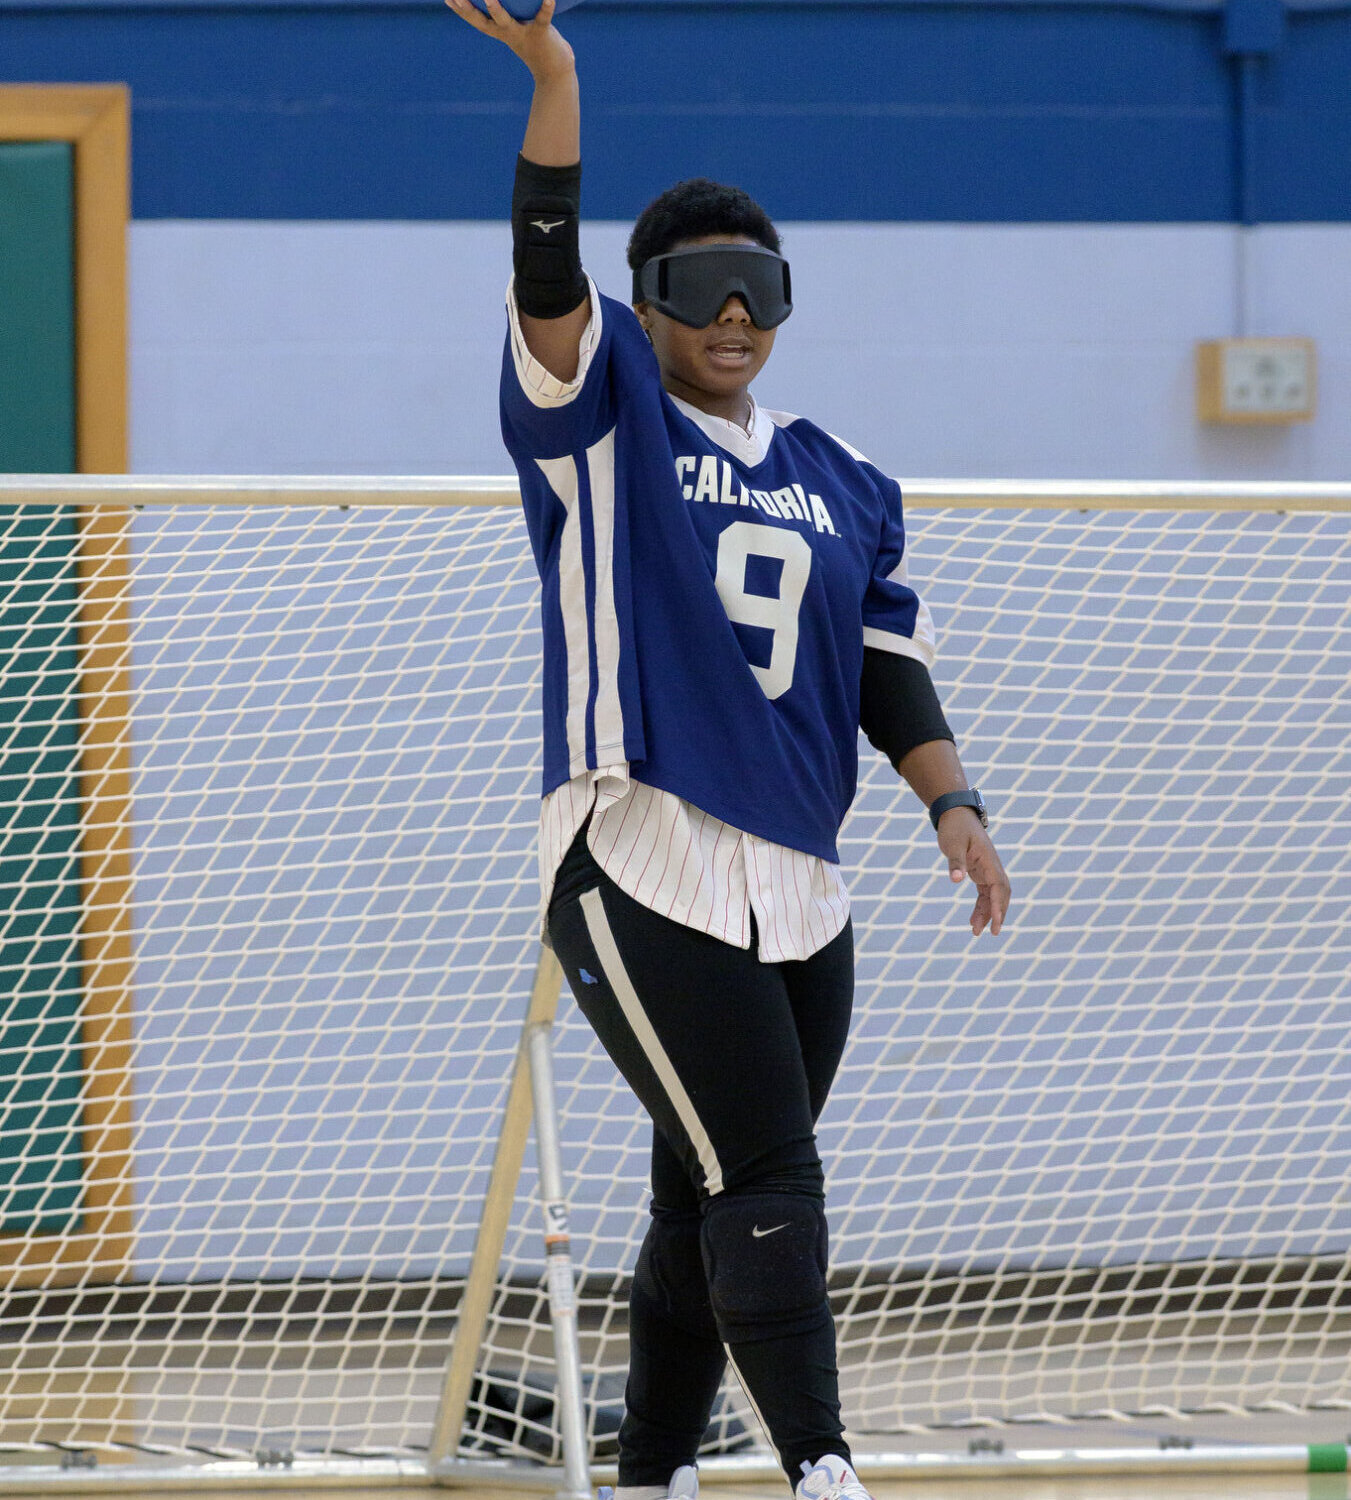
[1,0,1348,220]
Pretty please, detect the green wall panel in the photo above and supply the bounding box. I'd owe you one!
[0,142,76,473]
[0,141,85,1236]
[0,509,85,1235]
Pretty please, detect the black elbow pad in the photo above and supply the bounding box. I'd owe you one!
[859,648,954,770]
[512,155,587,320]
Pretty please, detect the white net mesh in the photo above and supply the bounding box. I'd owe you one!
[1,491,1348,1475]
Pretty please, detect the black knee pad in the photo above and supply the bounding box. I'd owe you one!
[633,1208,718,1342]
[700,1191,830,1342]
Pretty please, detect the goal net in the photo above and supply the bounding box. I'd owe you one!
[1,479,1348,1487]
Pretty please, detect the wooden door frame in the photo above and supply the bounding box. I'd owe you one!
[1,85,133,1286]
[0,84,127,472]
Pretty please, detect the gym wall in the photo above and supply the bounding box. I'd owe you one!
[2,0,1349,478]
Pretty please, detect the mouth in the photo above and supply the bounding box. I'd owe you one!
[705,341,753,368]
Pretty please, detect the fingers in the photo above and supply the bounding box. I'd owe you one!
[934,811,1011,938]
[971,886,999,937]
[966,842,1011,938]
[446,0,496,32]
[943,834,1010,938]
[446,0,522,33]
[992,880,1010,934]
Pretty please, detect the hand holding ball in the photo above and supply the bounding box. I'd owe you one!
[447,0,583,83]
[456,0,582,21]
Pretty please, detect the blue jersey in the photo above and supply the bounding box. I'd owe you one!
[501,283,935,862]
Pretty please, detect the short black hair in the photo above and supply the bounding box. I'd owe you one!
[627,178,781,273]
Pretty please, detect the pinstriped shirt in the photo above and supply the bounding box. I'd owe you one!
[510,283,851,962]
[539,767,851,964]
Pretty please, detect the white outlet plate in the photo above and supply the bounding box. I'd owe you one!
[1197,338,1316,424]
[1223,342,1311,413]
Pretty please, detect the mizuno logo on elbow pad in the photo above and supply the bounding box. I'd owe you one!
[531,219,566,234]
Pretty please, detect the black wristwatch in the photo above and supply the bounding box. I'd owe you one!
[929,788,987,831]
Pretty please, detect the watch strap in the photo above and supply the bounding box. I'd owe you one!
[929,789,986,831]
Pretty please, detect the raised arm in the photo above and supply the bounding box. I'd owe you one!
[447,0,591,381]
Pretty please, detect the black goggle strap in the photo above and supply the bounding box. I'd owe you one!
[632,246,792,329]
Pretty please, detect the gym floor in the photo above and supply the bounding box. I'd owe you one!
[116,1479,1346,1500]
[4,1403,1344,1498]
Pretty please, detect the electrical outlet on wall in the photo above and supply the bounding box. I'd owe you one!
[1197,338,1316,424]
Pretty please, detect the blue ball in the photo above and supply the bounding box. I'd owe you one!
[466,0,582,17]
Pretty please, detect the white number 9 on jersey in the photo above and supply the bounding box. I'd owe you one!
[714,521,813,701]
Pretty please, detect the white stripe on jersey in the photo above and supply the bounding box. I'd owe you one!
[817,425,938,668]
[872,548,937,666]
[585,430,626,762]
[540,770,850,965]
[513,280,626,775]
[536,455,590,772]
[862,622,935,666]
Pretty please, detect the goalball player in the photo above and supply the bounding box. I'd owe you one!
[447,1,1013,1497]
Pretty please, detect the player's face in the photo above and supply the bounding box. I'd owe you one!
[636,235,777,420]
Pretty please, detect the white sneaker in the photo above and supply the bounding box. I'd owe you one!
[795,1455,871,1500]
[667,1468,699,1500]
[601,1464,699,1500]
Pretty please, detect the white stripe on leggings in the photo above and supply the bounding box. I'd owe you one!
[579,887,725,1196]
[723,1342,782,1470]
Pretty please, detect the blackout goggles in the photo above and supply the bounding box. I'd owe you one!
[632,244,793,330]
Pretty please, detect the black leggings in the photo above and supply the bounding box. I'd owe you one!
[547,828,855,1484]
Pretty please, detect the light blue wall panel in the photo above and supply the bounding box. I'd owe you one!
[129,221,1351,481]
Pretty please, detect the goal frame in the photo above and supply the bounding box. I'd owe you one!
[0,473,1348,1495]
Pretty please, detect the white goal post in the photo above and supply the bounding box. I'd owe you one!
[0,474,1349,1494]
